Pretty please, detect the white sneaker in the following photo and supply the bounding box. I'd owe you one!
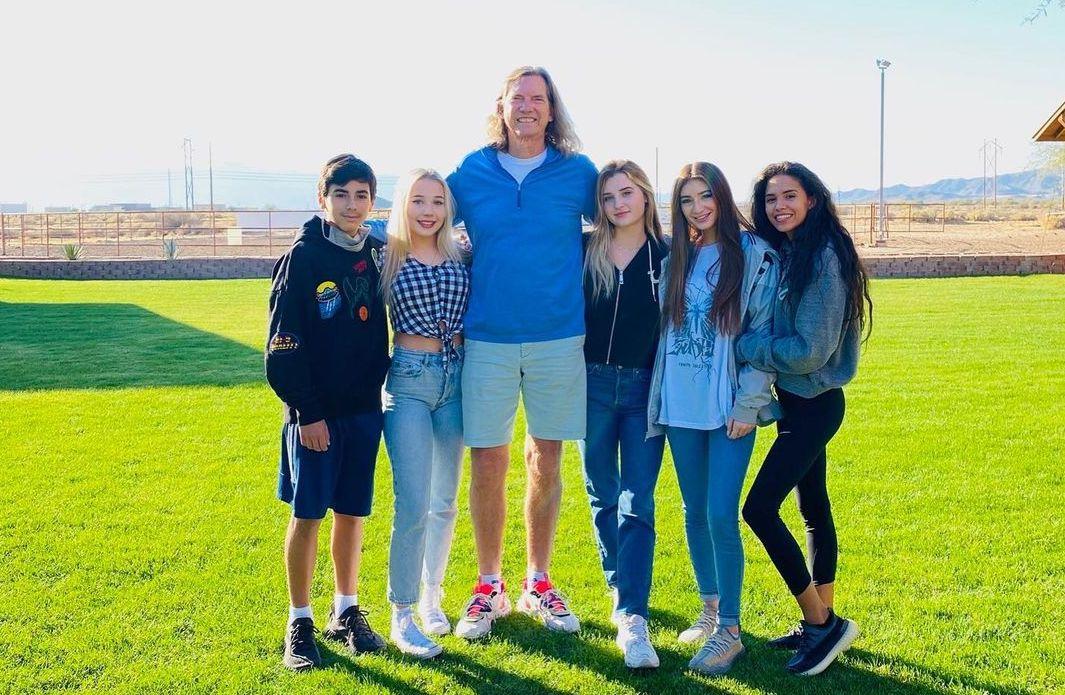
[678,604,718,644]
[418,584,451,636]
[455,582,511,640]
[516,577,580,633]
[616,613,660,669]
[688,626,744,675]
[391,608,442,659]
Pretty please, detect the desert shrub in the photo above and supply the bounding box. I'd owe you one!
[62,244,84,260]
[1041,213,1065,230]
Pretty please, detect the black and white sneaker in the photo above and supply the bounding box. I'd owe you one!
[768,624,804,650]
[324,605,387,654]
[283,617,322,671]
[785,611,859,676]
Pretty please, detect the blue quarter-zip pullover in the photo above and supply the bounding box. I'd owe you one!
[447,145,598,343]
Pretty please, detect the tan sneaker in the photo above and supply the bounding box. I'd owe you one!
[688,626,745,675]
[678,604,718,644]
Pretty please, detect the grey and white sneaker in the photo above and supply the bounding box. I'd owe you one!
[678,604,719,644]
[688,626,745,675]
[418,584,451,636]
[616,613,660,669]
[391,608,443,659]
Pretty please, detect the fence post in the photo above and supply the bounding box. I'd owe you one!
[0,213,5,256]
[267,210,273,255]
[116,213,121,256]
[908,203,912,233]
[20,214,25,256]
[852,205,857,239]
[869,203,875,246]
[45,214,51,258]
[78,212,83,246]
[211,208,217,256]
[941,203,946,233]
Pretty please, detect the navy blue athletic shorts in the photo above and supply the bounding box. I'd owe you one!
[277,410,383,519]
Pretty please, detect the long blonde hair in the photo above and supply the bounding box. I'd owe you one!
[379,169,464,305]
[486,66,582,156]
[584,160,664,301]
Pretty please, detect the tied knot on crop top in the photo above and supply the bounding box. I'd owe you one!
[388,255,471,366]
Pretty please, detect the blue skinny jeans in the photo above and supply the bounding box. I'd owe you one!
[577,364,666,618]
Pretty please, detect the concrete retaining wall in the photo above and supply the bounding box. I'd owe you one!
[1,254,1063,280]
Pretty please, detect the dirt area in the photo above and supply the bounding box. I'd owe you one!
[853,221,1065,256]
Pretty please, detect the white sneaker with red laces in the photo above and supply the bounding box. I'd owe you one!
[454,582,511,640]
[516,577,580,633]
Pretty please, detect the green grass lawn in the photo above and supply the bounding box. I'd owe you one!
[0,276,1062,694]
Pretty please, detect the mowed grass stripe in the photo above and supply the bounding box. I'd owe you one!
[0,276,1061,694]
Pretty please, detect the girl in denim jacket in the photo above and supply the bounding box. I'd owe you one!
[646,162,779,676]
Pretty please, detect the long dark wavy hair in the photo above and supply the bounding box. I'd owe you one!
[751,161,872,340]
[665,162,752,335]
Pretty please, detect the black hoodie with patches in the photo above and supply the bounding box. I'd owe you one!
[265,216,389,425]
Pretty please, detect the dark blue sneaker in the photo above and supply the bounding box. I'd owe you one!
[785,611,858,676]
[283,617,322,671]
[768,624,803,650]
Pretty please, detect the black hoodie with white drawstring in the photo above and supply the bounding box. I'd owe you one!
[265,216,389,425]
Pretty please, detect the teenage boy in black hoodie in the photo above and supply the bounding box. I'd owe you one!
[265,154,390,671]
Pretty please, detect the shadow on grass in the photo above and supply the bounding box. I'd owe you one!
[321,642,575,695]
[0,301,262,390]
[491,609,1037,695]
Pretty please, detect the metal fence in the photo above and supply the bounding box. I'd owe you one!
[0,209,389,259]
[0,202,1050,259]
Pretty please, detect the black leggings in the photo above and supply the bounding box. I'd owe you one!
[742,387,845,596]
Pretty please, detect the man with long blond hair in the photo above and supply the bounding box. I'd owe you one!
[446,66,597,640]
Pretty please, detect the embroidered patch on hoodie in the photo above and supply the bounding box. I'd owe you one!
[268,332,300,354]
[317,281,341,319]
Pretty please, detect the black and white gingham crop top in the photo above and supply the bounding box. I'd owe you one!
[388,256,470,364]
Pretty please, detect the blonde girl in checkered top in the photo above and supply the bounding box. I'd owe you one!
[379,169,470,660]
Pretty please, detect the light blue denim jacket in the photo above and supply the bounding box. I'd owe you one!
[646,232,781,438]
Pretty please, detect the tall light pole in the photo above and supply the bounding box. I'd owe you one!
[876,58,891,244]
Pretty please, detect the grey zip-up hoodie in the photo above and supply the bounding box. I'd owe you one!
[646,232,782,438]
[735,243,860,397]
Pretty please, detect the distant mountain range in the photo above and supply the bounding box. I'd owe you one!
[837,169,1064,203]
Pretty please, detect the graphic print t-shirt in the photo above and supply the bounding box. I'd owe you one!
[658,243,734,430]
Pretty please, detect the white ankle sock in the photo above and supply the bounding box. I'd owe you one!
[528,569,548,586]
[335,593,358,616]
[479,573,502,588]
[289,604,313,625]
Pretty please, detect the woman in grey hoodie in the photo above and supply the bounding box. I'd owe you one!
[736,161,872,678]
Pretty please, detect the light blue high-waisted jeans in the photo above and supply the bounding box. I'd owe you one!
[666,425,756,627]
[383,346,464,606]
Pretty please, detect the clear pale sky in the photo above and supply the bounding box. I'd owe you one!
[1,0,1062,208]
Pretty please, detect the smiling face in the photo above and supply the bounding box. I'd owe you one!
[601,172,647,232]
[500,74,553,146]
[318,179,373,235]
[764,174,814,236]
[406,176,447,240]
[679,178,718,236]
